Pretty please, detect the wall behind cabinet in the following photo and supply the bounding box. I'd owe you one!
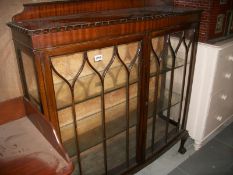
[0,0,65,102]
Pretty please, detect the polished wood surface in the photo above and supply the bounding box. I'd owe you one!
[12,0,144,21]
[0,97,73,175]
[0,97,25,125]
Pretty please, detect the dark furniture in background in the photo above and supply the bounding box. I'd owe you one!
[0,97,73,175]
[8,0,201,174]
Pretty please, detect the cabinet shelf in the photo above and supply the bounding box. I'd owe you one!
[71,127,137,175]
[61,89,181,156]
[70,114,177,175]
[30,56,186,111]
[50,56,186,111]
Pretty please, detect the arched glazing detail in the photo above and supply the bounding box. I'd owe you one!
[146,29,195,157]
[50,41,141,175]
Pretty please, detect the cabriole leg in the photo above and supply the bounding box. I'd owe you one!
[178,136,188,154]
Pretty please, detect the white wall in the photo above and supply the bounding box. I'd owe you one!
[0,0,63,102]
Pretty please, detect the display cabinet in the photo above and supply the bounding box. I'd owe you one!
[8,0,201,174]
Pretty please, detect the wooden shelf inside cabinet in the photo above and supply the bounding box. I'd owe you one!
[8,1,201,175]
[31,56,186,110]
[61,89,181,157]
[70,117,178,175]
[0,97,73,175]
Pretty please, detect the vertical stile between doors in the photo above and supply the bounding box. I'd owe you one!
[136,33,151,162]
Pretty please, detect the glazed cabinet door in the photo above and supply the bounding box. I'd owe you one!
[49,38,142,175]
[145,29,195,158]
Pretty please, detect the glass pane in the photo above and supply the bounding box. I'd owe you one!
[107,131,127,172]
[21,51,40,108]
[170,29,194,130]
[71,158,80,175]
[119,42,140,168]
[170,67,184,122]
[146,33,189,156]
[129,126,137,162]
[81,143,105,175]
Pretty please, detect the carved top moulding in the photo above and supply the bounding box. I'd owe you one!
[7,0,201,36]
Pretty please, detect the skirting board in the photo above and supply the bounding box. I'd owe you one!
[194,115,233,150]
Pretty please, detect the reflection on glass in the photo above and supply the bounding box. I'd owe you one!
[81,143,105,175]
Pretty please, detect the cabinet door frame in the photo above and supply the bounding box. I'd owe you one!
[140,23,200,162]
[41,33,147,174]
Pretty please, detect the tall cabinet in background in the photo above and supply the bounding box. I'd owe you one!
[8,0,201,174]
[187,39,233,150]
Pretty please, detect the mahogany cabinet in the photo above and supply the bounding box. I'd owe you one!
[8,0,201,174]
